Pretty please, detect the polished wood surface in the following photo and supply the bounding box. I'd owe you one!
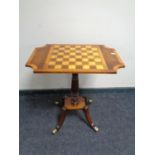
[64,96,85,110]
[26,44,125,73]
[52,74,99,134]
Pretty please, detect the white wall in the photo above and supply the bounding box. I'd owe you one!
[20,0,135,90]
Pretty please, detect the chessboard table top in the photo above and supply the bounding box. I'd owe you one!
[25,44,125,74]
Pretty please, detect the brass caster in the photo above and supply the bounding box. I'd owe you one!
[52,128,59,135]
[91,123,99,132]
[93,126,99,132]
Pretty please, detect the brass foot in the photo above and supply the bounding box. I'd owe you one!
[92,125,99,132]
[83,106,99,133]
[52,127,59,135]
[52,108,66,135]
[52,125,60,135]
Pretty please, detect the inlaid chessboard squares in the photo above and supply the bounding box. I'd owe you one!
[26,44,125,73]
[46,44,108,72]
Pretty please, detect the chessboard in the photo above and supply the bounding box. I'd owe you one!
[26,44,125,73]
[45,44,108,73]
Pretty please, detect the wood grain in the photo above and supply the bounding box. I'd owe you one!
[64,97,86,110]
[26,44,125,73]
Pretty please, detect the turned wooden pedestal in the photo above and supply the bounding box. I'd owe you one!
[52,74,99,134]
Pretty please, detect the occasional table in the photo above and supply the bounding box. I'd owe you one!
[26,44,125,134]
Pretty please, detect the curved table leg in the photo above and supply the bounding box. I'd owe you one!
[83,106,99,132]
[52,107,67,134]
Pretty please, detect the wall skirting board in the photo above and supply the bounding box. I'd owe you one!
[19,87,135,96]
